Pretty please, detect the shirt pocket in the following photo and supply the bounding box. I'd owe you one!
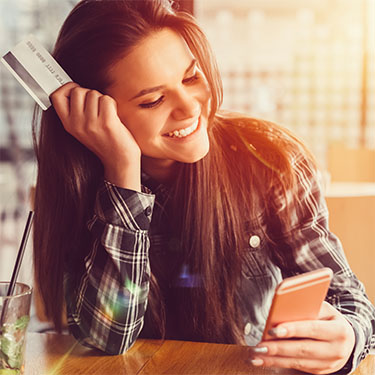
[241,215,271,280]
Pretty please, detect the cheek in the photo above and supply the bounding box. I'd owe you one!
[121,112,165,143]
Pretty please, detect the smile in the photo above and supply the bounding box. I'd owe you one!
[164,117,200,138]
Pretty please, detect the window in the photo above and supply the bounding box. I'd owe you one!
[195,0,375,167]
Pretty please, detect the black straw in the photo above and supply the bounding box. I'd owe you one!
[6,211,34,297]
[0,211,34,328]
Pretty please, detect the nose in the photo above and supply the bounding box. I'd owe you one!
[171,88,200,121]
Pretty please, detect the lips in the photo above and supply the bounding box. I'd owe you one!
[163,117,200,138]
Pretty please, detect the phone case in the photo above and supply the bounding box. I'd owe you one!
[262,267,333,341]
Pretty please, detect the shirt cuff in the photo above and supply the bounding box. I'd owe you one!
[94,180,155,231]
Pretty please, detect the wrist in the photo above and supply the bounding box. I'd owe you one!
[103,159,141,192]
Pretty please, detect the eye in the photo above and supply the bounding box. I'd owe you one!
[182,73,199,84]
[139,96,165,109]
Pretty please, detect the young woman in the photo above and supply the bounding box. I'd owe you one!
[33,0,375,373]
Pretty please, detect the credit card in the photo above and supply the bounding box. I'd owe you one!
[1,34,72,110]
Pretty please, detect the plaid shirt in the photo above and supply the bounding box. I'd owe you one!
[64,153,375,373]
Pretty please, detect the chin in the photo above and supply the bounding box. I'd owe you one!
[179,143,210,163]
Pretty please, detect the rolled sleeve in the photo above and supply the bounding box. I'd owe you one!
[96,180,155,230]
[65,180,155,354]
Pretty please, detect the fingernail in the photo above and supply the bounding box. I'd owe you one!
[252,346,268,354]
[269,327,288,337]
[251,358,264,367]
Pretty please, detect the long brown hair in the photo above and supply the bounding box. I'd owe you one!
[33,0,313,341]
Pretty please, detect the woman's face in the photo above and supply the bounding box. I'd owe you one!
[106,28,212,177]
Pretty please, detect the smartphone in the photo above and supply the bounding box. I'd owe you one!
[262,267,333,341]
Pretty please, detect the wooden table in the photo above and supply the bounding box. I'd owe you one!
[24,333,374,375]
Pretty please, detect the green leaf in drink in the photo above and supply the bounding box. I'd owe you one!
[12,317,29,332]
[0,369,19,374]
[0,315,30,373]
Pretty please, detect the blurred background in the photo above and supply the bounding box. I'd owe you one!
[0,0,374,323]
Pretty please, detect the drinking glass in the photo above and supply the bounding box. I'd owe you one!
[0,282,32,375]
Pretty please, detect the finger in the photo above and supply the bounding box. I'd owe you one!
[256,339,338,360]
[98,95,117,119]
[84,90,101,119]
[69,86,89,122]
[270,319,344,341]
[318,301,340,320]
[50,82,79,122]
[251,355,336,375]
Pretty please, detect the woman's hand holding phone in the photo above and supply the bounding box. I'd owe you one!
[251,288,356,374]
[51,82,142,191]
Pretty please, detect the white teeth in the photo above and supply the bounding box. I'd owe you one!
[167,118,199,138]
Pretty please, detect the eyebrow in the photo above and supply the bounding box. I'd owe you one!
[129,59,197,101]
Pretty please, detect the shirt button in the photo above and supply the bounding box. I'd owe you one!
[244,322,252,335]
[144,206,152,216]
[249,235,260,248]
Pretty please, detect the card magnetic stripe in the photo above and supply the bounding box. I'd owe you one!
[1,51,51,110]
